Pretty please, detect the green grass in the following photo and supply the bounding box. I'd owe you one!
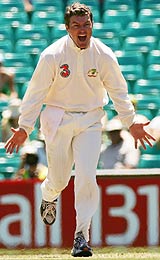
[0,247,160,260]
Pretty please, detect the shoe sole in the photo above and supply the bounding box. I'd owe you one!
[42,218,56,226]
[72,247,93,257]
[40,205,56,225]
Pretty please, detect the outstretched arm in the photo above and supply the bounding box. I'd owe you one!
[5,128,27,154]
[129,121,156,149]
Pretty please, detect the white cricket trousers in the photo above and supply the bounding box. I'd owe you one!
[40,106,104,241]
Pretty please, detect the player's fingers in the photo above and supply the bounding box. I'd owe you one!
[5,141,15,154]
[16,145,20,153]
[6,144,14,154]
[144,136,153,147]
[145,133,156,141]
[139,139,146,150]
[11,127,17,133]
[5,140,12,152]
[143,121,150,126]
[5,134,15,147]
[135,139,138,149]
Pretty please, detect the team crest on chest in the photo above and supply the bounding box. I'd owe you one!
[88,68,98,77]
[60,64,70,78]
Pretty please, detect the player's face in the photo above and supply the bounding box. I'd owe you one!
[66,14,93,49]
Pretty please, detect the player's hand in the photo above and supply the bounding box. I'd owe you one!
[129,121,156,149]
[5,128,27,154]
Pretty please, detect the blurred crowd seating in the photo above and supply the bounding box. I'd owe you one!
[0,0,160,177]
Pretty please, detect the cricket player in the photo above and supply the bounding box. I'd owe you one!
[5,2,155,257]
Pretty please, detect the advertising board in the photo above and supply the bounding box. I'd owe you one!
[0,170,160,248]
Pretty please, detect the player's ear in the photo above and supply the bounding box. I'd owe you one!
[65,24,69,32]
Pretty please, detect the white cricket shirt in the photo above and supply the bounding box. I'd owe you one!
[19,35,135,135]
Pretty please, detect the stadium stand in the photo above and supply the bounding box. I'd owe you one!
[0,25,14,43]
[0,0,160,174]
[0,39,13,53]
[115,50,145,84]
[0,1,24,12]
[138,9,160,25]
[134,79,160,95]
[135,94,160,119]
[140,142,160,155]
[0,11,29,28]
[33,1,64,12]
[17,81,29,100]
[123,36,157,53]
[50,24,67,43]
[102,9,136,29]
[93,22,123,41]
[15,38,48,67]
[124,22,159,37]
[102,0,138,19]
[100,37,122,51]
[15,24,50,44]
[31,11,64,28]
[0,141,21,178]
[0,100,9,113]
[138,154,160,168]
[115,50,145,66]
[146,64,160,80]
[138,0,160,11]
[146,50,160,66]
[67,0,100,10]
[3,52,33,68]
[15,38,48,53]
[10,66,34,98]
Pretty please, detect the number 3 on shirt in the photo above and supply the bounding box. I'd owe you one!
[60,64,70,78]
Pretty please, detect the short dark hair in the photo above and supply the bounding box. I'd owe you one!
[64,2,93,27]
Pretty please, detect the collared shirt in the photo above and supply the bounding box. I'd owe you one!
[19,35,135,135]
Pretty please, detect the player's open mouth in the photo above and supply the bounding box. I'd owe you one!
[78,35,87,42]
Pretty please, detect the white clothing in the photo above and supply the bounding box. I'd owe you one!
[18,35,135,135]
[17,35,136,241]
[41,107,104,241]
[40,105,65,143]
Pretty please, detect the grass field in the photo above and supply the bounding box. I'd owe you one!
[1,247,160,260]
